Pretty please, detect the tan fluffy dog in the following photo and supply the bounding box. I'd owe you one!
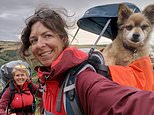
[102,4,154,66]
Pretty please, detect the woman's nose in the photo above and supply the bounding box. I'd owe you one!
[36,37,46,48]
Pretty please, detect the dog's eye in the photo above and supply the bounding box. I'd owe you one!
[141,25,149,30]
[125,25,133,30]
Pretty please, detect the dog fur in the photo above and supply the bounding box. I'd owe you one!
[102,4,154,66]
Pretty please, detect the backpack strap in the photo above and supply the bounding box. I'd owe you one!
[27,83,36,113]
[89,62,111,80]
[88,50,112,80]
[53,51,111,115]
[57,61,110,115]
[62,63,95,115]
[6,81,16,114]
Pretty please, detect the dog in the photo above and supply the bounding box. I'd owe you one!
[101,4,154,66]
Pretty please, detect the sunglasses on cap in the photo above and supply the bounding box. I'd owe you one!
[14,64,27,69]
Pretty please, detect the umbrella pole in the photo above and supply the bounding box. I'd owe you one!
[89,19,111,56]
[94,19,111,48]
[70,27,80,44]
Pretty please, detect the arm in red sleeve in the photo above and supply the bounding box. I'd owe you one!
[77,69,154,115]
[0,88,11,115]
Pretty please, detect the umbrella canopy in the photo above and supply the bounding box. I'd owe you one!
[77,2,141,40]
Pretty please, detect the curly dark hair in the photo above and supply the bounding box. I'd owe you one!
[19,7,70,58]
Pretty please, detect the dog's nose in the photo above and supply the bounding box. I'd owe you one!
[132,33,140,42]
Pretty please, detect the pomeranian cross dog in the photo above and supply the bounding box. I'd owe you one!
[102,4,154,66]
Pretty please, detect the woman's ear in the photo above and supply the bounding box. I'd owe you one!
[63,37,69,47]
[63,37,68,43]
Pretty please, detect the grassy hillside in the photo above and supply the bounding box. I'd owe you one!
[0,41,21,66]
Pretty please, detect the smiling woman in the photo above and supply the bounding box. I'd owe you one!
[0,60,40,115]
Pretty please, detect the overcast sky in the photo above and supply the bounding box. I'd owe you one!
[0,0,154,44]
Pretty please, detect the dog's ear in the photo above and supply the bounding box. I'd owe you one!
[117,4,133,27]
[142,4,154,25]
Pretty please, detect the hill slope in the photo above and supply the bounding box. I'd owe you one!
[0,41,20,66]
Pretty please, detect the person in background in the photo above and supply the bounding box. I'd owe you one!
[0,60,40,115]
[19,6,154,115]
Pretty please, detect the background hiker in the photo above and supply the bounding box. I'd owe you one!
[0,60,40,115]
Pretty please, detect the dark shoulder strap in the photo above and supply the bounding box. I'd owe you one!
[8,81,16,103]
[28,83,36,103]
[90,62,112,80]
[28,83,33,94]
[28,83,36,113]
[62,62,95,115]
[6,81,16,114]
[57,58,111,115]
[87,50,111,80]
[63,62,111,115]
[55,62,89,115]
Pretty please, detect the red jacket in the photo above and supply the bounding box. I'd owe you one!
[0,81,39,115]
[37,47,154,115]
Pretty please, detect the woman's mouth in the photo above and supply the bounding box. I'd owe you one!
[40,50,53,57]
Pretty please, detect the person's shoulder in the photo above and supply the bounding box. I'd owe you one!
[0,87,11,99]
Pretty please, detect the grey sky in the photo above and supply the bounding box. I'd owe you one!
[0,0,154,43]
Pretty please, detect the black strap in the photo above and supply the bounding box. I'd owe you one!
[70,60,89,76]
[6,81,15,114]
[57,53,111,114]
[93,63,112,80]
[27,83,36,112]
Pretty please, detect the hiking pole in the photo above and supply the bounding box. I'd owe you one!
[89,19,111,56]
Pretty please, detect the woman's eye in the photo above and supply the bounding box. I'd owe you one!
[45,34,52,38]
[21,74,25,77]
[15,75,19,77]
[29,38,38,45]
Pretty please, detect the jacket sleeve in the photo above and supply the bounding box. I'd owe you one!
[0,88,11,115]
[109,56,154,90]
[76,69,154,115]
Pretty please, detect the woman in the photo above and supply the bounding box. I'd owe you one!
[0,60,39,115]
[19,7,154,115]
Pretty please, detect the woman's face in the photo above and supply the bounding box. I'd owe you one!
[29,21,65,67]
[14,70,28,86]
